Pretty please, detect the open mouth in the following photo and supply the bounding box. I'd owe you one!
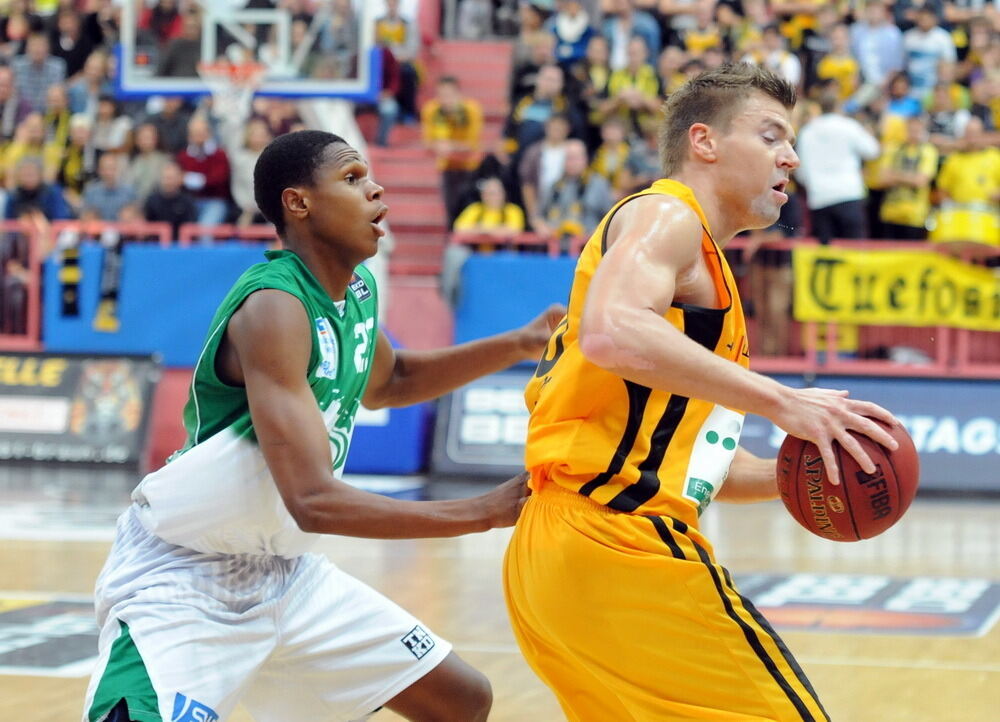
[772,179,788,194]
[371,205,389,224]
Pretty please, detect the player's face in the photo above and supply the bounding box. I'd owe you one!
[307,143,387,260]
[714,92,798,230]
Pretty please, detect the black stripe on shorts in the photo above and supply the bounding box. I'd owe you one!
[721,567,830,721]
[646,517,817,722]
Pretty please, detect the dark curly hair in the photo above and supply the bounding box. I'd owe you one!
[253,130,348,236]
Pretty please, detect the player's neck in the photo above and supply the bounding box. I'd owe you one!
[283,241,354,301]
[667,171,739,245]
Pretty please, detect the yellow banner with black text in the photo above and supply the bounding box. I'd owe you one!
[793,247,1000,331]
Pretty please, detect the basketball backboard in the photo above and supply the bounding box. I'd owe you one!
[117,0,380,100]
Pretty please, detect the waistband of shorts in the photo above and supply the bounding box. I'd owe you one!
[533,481,627,516]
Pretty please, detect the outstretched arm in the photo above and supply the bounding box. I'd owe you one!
[224,289,529,539]
[577,193,899,483]
[362,304,565,409]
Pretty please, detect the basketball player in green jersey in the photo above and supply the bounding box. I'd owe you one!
[84,130,560,722]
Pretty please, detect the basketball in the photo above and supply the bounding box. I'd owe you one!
[776,421,920,542]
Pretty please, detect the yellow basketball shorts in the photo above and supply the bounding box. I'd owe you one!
[503,483,829,721]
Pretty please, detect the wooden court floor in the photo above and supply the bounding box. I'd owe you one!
[0,477,997,722]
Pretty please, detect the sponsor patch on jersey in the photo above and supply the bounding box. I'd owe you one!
[349,274,372,302]
[172,693,219,722]
[315,317,339,379]
[400,625,436,659]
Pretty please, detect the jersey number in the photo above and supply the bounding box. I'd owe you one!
[534,319,569,378]
[353,319,375,373]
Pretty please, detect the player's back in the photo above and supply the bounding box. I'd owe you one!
[524,179,749,531]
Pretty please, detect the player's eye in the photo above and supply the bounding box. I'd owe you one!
[762,135,777,144]
[345,173,357,184]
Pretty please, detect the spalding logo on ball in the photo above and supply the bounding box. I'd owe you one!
[776,420,920,542]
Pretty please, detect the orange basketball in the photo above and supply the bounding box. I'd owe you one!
[776,420,920,542]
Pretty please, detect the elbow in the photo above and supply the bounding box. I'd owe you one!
[288,502,321,534]
[285,492,329,534]
[579,317,648,372]
[578,325,619,369]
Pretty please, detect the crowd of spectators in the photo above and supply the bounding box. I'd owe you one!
[428,0,998,260]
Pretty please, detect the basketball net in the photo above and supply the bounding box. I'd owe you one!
[197,60,267,124]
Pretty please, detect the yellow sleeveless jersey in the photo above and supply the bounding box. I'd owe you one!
[524,179,749,527]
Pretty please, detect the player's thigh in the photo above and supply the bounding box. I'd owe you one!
[243,555,454,722]
[506,500,825,721]
[84,605,273,722]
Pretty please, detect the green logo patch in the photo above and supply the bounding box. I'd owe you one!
[685,477,715,516]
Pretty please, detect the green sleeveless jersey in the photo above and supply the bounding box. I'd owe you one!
[132,249,380,557]
[174,249,379,475]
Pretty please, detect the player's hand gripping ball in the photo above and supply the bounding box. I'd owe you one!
[777,420,919,542]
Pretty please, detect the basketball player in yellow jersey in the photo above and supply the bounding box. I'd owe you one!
[504,63,902,722]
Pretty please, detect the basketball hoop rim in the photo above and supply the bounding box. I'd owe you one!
[196,61,269,85]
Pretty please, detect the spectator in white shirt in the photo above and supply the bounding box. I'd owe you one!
[795,91,880,244]
[903,6,956,101]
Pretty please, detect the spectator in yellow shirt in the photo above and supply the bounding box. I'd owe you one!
[879,115,938,240]
[600,37,661,137]
[421,76,484,226]
[443,176,526,307]
[452,177,526,239]
[816,24,859,102]
[930,117,1000,251]
[2,113,61,189]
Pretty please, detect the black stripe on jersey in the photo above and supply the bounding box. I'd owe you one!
[579,380,652,497]
[600,194,645,255]
[607,395,690,511]
[721,568,830,721]
[646,515,686,560]
[603,308,725,511]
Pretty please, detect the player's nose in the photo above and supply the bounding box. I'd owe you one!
[367,179,384,200]
[780,146,800,171]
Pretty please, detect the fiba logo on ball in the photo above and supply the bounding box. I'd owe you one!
[827,495,845,513]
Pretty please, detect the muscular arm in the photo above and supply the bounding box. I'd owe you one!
[363,304,563,408]
[716,447,779,503]
[577,194,899,481]
[225,290,526,538]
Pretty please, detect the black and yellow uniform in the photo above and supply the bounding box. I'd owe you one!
[880,142,938,232]
[505,179,829,722]
[930,147,1000,247]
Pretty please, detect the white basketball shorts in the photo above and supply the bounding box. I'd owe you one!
[83,506,452,722]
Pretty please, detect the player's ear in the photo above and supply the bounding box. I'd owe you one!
[688,122,717,163]
[281,187,309,221]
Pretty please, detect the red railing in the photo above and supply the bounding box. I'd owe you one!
[177,223,279,246]
[450,231,1000,379]
[0,220,42,350]
[49,220,173,246]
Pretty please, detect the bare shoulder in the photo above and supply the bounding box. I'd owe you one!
[605,192,704,262]
[226,289,311,371]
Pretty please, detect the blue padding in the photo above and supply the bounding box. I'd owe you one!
[346,403,431,475]
[44,244,270,366]
[454,252,577,344]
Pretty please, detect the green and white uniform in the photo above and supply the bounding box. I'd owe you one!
[134,249,380,557]
[84,250,450,722]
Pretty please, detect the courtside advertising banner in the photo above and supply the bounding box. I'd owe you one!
[793,246,1000,331]
[433,369,1000,491]
[0,352,160,467]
